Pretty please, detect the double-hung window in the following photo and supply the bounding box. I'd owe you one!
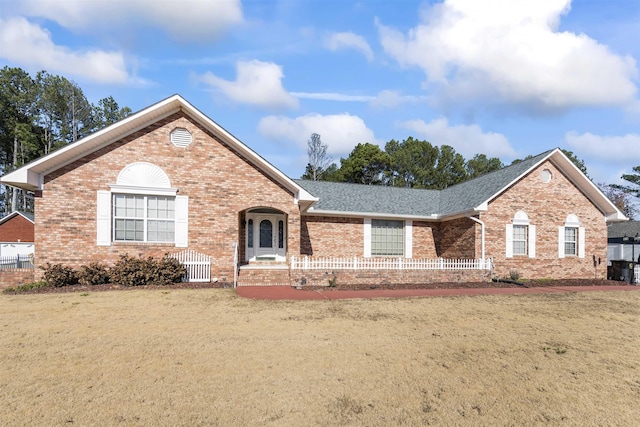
[559,215,584,258]
[512,225,528,256]
[506,211,535,258]
[113,195,175,242]
[564,227,578,256]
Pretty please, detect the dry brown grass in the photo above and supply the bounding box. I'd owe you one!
[1,289,639,426]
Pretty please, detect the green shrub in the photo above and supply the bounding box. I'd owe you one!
[2,280,48,294]
[110,254,186,287]
[78,262,111,286]
[42,263,79,287]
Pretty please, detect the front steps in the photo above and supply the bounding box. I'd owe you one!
[236,263,291,287]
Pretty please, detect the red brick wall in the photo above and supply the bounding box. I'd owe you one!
[0,215,34,242]
[434,218,477,258]
[292,268,490,287]
[300,216,363,256]
[0,269,35,289]
[482,160,608,279]
[36,112,300,280]
[412,221,439,258]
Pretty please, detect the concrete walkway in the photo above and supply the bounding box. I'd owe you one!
[236,284,639,300]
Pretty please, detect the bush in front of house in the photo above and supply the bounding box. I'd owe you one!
[78,262,111,286]
[42,263,79,287]
[110,254,186,287]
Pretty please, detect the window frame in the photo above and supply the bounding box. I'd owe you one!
[370,219,405,257]
[512,224,528,256]
[112,194,176,243]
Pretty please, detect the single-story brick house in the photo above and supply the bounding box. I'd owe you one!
[0,95,626,286]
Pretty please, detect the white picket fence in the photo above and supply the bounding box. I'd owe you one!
[290,256,492,271]
[169,249,211,282]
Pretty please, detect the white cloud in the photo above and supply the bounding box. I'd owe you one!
[325,31,374,61]
[19,0,243,41]
[565,131,640,165]
[0,17,132,84]
[398,117,516,159]
[258,113,377,155]
[291,92,374,102]
[370,90,429,108]
[377,0,639,112]
[198,60,298,110]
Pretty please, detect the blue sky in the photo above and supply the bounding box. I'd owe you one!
[1,0,639,185]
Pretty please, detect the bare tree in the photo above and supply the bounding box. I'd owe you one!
[305,133,333,181]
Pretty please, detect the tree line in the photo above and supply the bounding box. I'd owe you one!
[0,67,132,215]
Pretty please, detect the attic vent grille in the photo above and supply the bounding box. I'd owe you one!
[171,128,192,147]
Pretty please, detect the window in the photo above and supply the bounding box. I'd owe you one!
[247,219,253,248]
[97,163,187,247]
[506,211,535,258]
[564,227,577,256]
[113,195,175,242]
[371,219,404,256]
[559,215,584,258]
[512,225,528,256]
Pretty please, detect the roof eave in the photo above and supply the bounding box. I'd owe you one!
[304,208,441,221]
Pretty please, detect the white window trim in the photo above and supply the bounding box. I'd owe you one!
[559,215,585,259]
[97,163,188,247]
[112,194,176,244]
[364,218,412,258]
[506,211,535,258]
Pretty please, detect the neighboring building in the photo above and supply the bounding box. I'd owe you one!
[0,211,35,257]
[607,221,640,262]
[0,95,627,286]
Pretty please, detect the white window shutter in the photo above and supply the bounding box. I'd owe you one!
[175,195,189,248]
[528,225,536,258]
[505,224,513,258]
[96,191,111,246]
[558,226,565,258]
[405,220,413,259]
[364,218,371,258]
[578,227,585,258]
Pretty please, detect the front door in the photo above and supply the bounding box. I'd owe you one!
[246,213,286,261]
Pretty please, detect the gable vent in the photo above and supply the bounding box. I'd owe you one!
[171,128,192,147]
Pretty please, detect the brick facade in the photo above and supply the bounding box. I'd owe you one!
[15,97,613,286]
[481,160,608,280]
[0,214,34,242]
[36,112,300,280]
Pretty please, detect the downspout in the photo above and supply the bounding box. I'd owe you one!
[466,215,485,261]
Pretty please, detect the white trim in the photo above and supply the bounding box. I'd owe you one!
[405,220,413,259]
[558,226,565,258]
[175,195,189,248]
[528,224,536,258]
[364,218,372,257]
[108,184,178,196]
[96,190,111,246]
[505,224,514,258]
[578,226,586,258]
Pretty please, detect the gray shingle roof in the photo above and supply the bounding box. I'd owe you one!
[608,221,640,240]
[295,150,554,219]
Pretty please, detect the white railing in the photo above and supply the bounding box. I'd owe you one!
[233,242,238,288]
[169,249,211,283]
[290,256,492,271]
[0,254,34,270]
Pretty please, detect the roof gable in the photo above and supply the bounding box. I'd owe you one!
[0,211,34,226]
[0,95,316,204]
